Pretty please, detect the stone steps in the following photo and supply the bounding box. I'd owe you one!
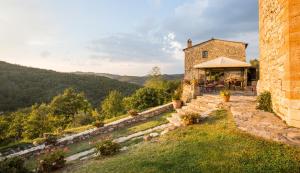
[168,95,221,127]
[166,113,183,127]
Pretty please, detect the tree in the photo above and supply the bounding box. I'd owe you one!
[22,104,52,139]
[0,116,9,142]
[50,88,92,123]
[7,111,26,141]
[145,66,165,89]
[100,90,125,118]
[123,88,163,111]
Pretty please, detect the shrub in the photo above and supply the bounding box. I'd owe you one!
[37,150,66,173]
[127,109,139,116]
[0,156,31,173]
[95,139,120,156]
[43,133,57,145]
[181,113,199,125]
[123,88,164,111]
[72,111,95,126]
[257,91,273,112]
[100,90,125,119]
[93,120,105,128]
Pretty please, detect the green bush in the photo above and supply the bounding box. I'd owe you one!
[95,139,120,156]
[37,150,66,173]
[257,91,273,112]
[181,113,199,125]
[0,156,31,173]
[72,111,95,127]
[123,88,166,111]
[100,90,125,119]
[44,133,57,145]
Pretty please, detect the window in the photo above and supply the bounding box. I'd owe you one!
[202,51,208,58]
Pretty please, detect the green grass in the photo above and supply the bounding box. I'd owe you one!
[104,114,130,124]
[111,112,171,138]
[61,110,300,173]
[0,140,33,154]
[24,111,173,170]
[63,125,95,134]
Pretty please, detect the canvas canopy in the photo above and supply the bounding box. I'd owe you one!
[194,57,251,69]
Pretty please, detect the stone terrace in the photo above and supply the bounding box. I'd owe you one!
[230,95,300,146]
[169,93,300,146]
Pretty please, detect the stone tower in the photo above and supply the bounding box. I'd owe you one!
[258,0,300,127]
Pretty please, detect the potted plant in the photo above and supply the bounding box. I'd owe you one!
[220,89,231,102]
[172,89,182,109]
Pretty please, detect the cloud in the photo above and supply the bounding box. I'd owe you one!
[0,0,258,75]
[162,0,258,59]
[87,31,183,63]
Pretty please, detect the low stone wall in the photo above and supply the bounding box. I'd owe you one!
[1,103,173,160]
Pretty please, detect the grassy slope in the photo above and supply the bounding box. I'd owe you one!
[0,61,139,111]
[63,110,300,173]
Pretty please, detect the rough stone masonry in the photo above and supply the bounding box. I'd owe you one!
[258,0,300,127]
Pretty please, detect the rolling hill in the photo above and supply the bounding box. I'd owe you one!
[0,61,140,112]
[73,72,183,86]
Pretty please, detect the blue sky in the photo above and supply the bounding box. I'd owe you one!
[0,0,258,75]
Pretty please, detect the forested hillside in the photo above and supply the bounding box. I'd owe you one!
[74,72,183,86]
[0,61,140,112]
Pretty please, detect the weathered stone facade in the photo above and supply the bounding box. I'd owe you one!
[184,39,247,80]
[258,0,300,127]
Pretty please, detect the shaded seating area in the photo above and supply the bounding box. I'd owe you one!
[193,57,252,93]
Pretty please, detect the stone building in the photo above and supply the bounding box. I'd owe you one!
[181,38,252,102]
[258,0,300,128]
[183,38,250,86]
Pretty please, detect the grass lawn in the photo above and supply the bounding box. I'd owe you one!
[24,111,173,170]
[61,110,300,173]
[104,114,130,124]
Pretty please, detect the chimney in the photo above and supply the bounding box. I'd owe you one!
[187,39,192,48]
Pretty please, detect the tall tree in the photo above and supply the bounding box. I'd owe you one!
[100,90,125,118]
[0,116,9,142]
[7,112,26,140]
[22,104,52,139]
[50,88,91,122]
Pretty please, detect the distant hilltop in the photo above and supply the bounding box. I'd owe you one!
[73,72,183,86]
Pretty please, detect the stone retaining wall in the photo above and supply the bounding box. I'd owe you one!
[1,103,173,160]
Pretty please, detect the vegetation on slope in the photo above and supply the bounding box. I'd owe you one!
[0,61,139,112]
[62,110,300,173]
[73,72,183,86]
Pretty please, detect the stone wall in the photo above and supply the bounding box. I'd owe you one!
[258,0,300,127]
[181,83,201,103]
[184,39,247,80]
[1,103,173,159]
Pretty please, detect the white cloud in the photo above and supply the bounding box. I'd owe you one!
[162,32,183,60]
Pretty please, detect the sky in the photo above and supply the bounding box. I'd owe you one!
[0,0,258,76]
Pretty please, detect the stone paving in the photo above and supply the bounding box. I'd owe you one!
[229,95,300,146]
